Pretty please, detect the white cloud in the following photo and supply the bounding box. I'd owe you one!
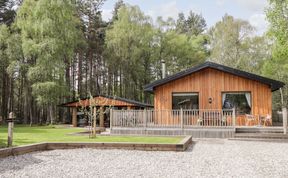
[102,2,182,22]
[216,0,225,7]
[145,1,201,22]
[145,1,180,20]
[102,9,113,21]
[216,0,268,12]
[249,13,268,35]
[160,1,180,19]
[235,0,268,12]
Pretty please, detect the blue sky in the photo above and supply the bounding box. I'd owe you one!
[101,0,269,35]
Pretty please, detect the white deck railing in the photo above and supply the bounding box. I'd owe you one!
[110,109,236,128]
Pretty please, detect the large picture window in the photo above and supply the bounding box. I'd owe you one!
[222,92,251,114]
[172,93,199,110]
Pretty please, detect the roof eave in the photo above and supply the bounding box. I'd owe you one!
[58,94,153,108]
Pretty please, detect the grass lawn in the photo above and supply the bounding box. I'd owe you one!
[0,125,183,147]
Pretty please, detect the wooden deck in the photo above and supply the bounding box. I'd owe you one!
[110,126,285,138]
[111,127,235,138]
[110,109,286,138]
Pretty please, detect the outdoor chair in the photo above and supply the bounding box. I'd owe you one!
[245,114,256,126]
[221,115,227,126]
[197,116,203,126]
[263,114,272,127]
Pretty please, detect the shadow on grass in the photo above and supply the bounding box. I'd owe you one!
[0,138,39,148]
[0,125,57,134]
[0,138,6,148]
[0,128,49,134]
[12,139,38,146]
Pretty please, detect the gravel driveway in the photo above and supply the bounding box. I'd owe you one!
[0,139,288,178]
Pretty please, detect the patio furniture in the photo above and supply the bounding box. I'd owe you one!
[257,114,272,127]
[245,114,256,126]
[221,115,227,122]
[197,116,203,126]
[236,115,246,126]
[263,114,272,127]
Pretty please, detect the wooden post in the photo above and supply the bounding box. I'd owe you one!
[283,107,287,134]
[72,108,77,127]
[7,122,13,147]
[143,109,147,129]
[100,107,104,128]
[92,107,97,138]
[110,108,113,130]
[180,108,184,129]
[232,108,236,127]
[280,88,287,134]
[7,112,15,147]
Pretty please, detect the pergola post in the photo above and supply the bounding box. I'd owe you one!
[100,106,104,128]
[92,107,97,137]
[72,108,77,127]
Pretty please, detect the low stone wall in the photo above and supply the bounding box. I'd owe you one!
[0,136,192,158]
[111,127,235,138]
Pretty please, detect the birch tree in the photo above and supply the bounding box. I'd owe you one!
[16,0,83,124]
[263,0,288,109]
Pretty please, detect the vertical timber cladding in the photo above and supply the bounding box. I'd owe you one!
[154,68,272,116]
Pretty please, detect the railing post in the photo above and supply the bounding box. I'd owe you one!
[232,108,236,127]
[143,109,147,129]
[180,108,184,129]
[283,107,287,134]
[110,108,113,131]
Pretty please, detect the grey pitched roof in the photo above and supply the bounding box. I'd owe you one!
[144,61,285,92]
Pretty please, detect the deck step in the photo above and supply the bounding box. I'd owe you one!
[235,127,283,134]
[234,133,288,139]
[229,138,288,142]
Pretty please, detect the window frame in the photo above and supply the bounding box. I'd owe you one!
[172,92,199,110]
[221,91,252,114]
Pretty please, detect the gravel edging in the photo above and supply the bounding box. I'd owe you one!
[1,139,288,178]
[0,136,192,158]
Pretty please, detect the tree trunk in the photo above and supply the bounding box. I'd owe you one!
[1,70,8,120]
[107,68,112,95]
[29,105,33,126]
[40,107,43,125]
[119,68,122,97]
[49,104,54,125]
[78,51,83,97]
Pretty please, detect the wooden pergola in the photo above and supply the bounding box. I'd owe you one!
[59,95,153,127]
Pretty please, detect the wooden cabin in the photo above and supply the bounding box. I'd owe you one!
[60,95,153,127]
[143,62,285,126]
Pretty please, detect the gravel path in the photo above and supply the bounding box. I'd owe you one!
[1,139,288,178]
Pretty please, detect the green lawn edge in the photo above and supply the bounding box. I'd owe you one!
[0,125,183,147]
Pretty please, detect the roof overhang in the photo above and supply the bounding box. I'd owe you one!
[59,94,153,108]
